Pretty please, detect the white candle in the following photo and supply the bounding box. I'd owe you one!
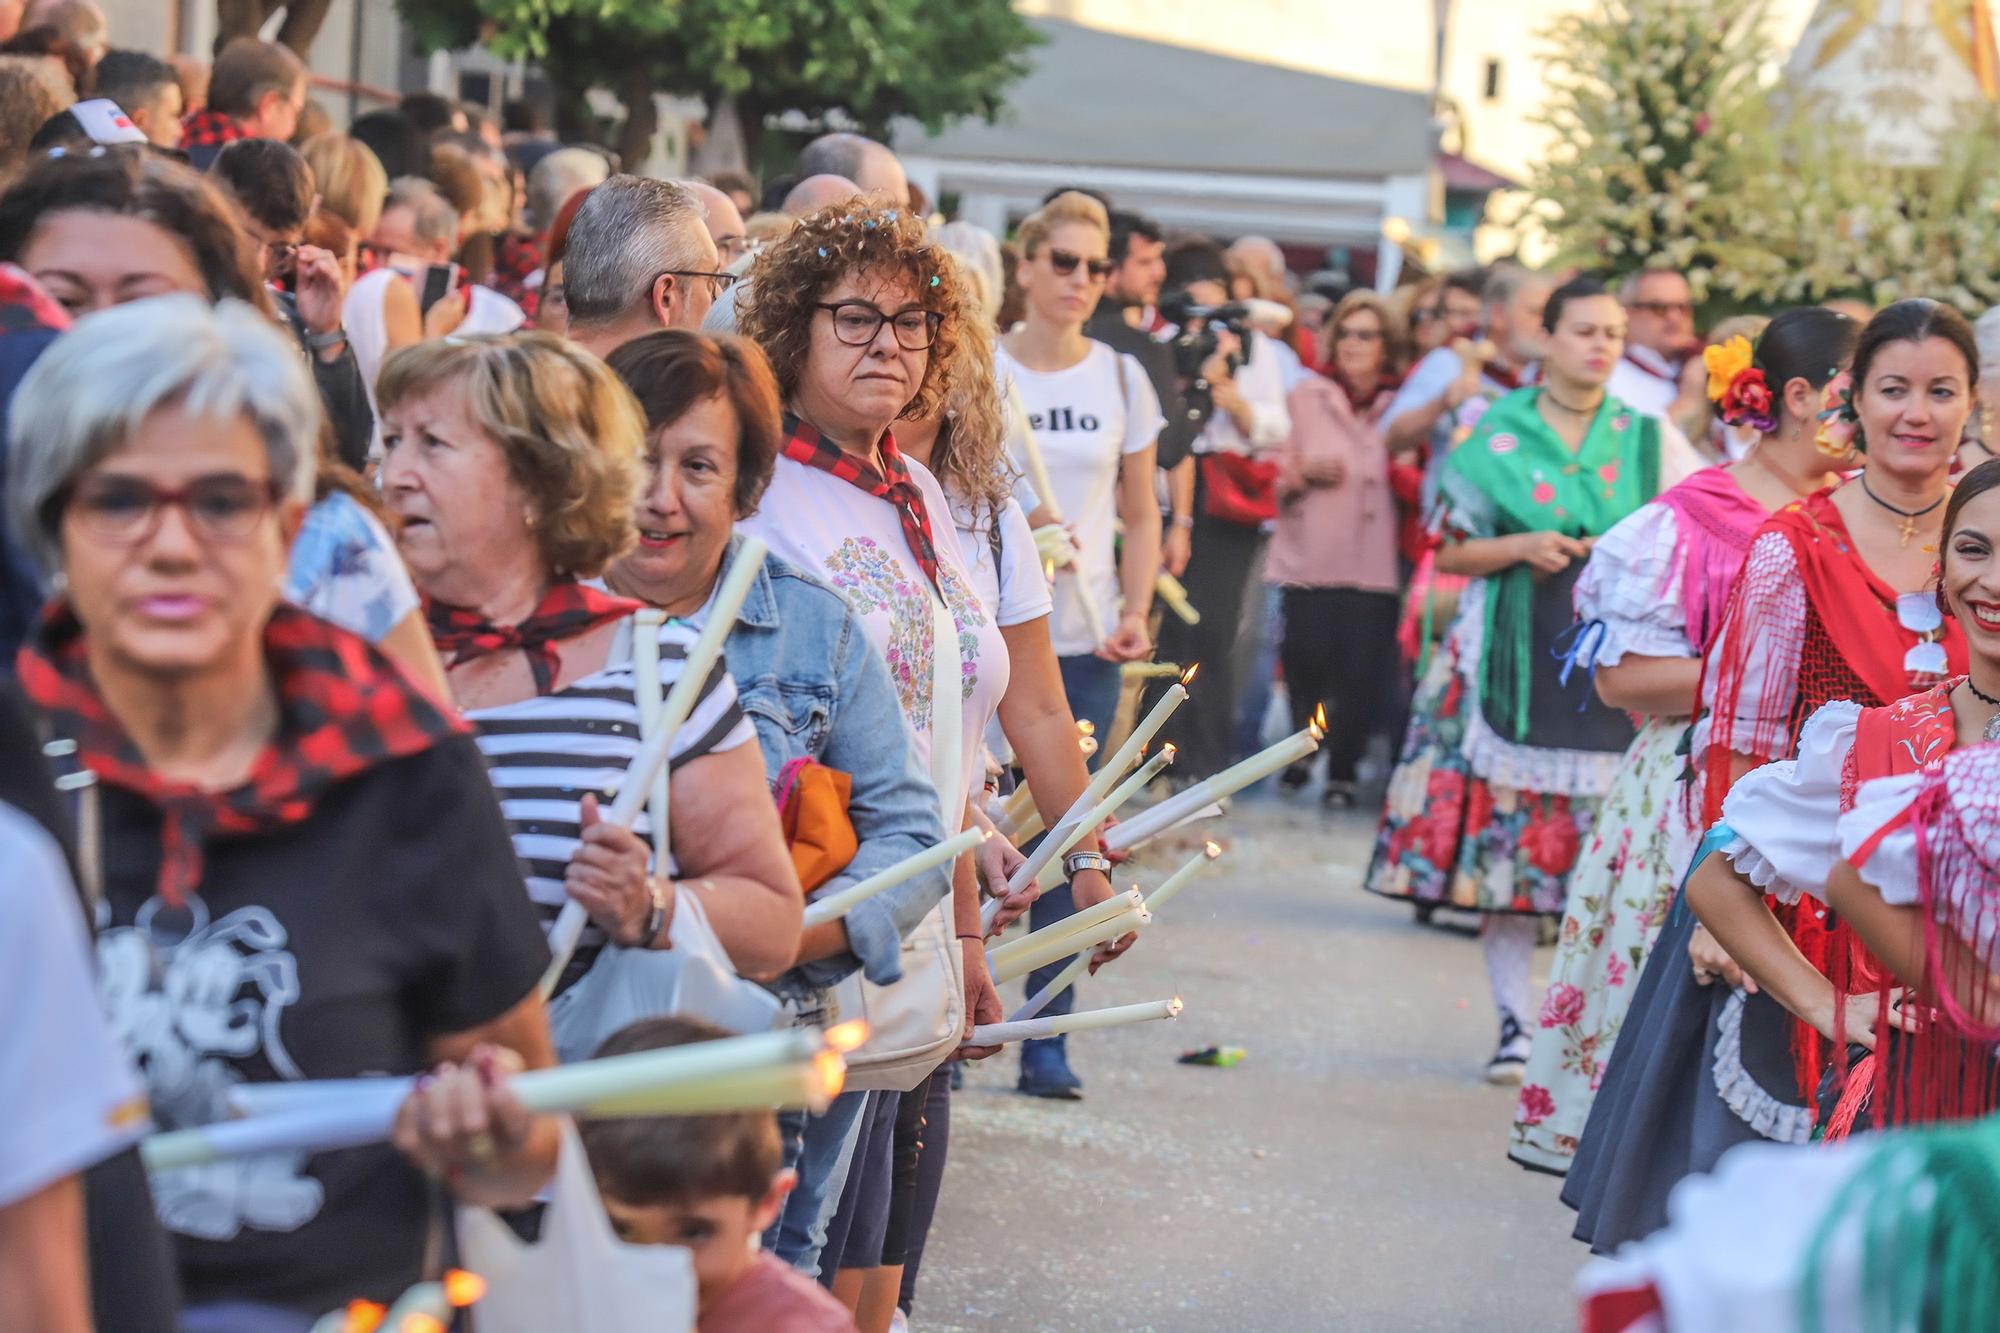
[1143,841,1224,915]
[988,887,1145,969]
[800,827,986,929]
[1004,744,1174,896]
[970,997,1182,1046]
[988,904,1148,984]
[1104,719,1321,853]
[1122,660,1186,680]
[541,537,770,996]
[143,1024,839,1171]
[1008,951,1093,1023]
[1155,571,1201,625]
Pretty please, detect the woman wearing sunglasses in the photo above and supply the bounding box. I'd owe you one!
[1566,300,1975,1256]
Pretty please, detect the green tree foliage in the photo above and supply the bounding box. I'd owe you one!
[397,0,1039,167]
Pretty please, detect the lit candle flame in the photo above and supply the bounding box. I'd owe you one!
[443,1270,485,1308]
[345,1302,386,1333]
[400,1316,445,1333]
[1309,704,1326,740]
[1203,840,1222,859]
[1162,742,1178,761]
[1166,995,1186,1018]
[1181,663,1200,686]
[813,1048,849,1100]
[824,1019,870,1053]
[1077,719,1096,737]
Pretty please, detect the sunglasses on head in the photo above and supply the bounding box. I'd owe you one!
[1046,248,1114,281]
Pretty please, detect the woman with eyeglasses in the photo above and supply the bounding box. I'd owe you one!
[1267,290,1406,810]
[737,203,1012,1333]
[1566,300,1974,1256]
[7,296,561,1323]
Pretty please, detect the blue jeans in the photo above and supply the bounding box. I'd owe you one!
[767,1088,870,1277]
[1026,655,1125,1026]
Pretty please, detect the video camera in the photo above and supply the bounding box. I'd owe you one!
[1159,293,1256,419]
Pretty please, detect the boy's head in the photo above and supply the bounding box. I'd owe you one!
[580,1016,795,1311]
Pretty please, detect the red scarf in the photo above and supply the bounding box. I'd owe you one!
[425,580,640,696]
[17,603,464,907]
[780,413,943,593]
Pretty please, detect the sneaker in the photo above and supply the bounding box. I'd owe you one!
[1322,780,1357,810]
[890,1309,909,1333]
[1017,1035,1084,1100]
[1485,1012,1531,1085]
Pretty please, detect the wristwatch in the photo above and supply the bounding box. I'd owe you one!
[642,878,669,946]
[1062,849,1113,881]
[305,325,348,351]
[1170,514,1195,530]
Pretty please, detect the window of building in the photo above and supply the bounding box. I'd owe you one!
[1483,58,1502,101]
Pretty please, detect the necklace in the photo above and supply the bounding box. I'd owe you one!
[1966,676,2000,742]
[1542,390,1602,417]
[1859,474,1946,547]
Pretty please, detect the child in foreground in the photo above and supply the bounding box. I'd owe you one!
[581,1017,857,1333]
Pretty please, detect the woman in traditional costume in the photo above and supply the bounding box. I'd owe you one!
[1689,460,2000,1137]
[1564,298,1975,1253]
[1508,309,1856,1173]
[1366,276,1702,1080]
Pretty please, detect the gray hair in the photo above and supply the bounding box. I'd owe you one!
[930,220,1001,322]
[795,132,874,182]
[1483,262,1541,315]
[525,146,611,233]
[561,174,709,327]
[8,295,318,577]
[1618,267,1686,302]
[384,176,459,248]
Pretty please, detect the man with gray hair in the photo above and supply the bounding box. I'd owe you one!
[794,131,907,207]
[525,145,611,235]
[371,176,460,266]
[1608,266,1701,423]
[1383,262,1554,463]
[561,174,723,357]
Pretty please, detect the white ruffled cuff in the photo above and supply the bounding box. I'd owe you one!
[1717,835,1811,907]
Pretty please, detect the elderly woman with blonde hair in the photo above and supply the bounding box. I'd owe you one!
[376,331,802,1003]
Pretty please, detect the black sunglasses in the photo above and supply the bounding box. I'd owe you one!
[1047,247,1115,281]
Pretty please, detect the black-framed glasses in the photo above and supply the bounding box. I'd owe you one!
[658,269,740,298]
[65,473,284,545]
[816,301,943,350]
[1334,326,1384,343]
[1047,247,1115,281]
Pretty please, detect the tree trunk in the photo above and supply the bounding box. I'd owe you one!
[273,0,333,56]
[213,0,332,56]
[614,72,658,174]
[547,65,596,146]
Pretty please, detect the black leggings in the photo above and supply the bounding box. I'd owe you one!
[898,1069,952,1312]
[879,1072,933,1269]
[1277,586,1401,783]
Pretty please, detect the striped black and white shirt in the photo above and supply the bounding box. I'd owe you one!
[467,614,756,983]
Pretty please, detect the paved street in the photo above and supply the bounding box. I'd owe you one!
[924,789,1583,1332]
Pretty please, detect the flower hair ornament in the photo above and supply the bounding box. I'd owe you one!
[1703,335,1777,434]
[1815,369,1860,458]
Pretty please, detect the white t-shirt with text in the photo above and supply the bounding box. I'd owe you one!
[997,340,1163,657]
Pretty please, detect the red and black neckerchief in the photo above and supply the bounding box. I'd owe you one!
[176,106,250,153]
[425,579,641,696]
[1484,360,1539,393]
[780,413,943,593]
[17,602,465,907]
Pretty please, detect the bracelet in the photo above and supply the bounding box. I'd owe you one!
[956,932,985,941]
[1170,514,1195,530]
[1062,849,1113,880]
[305,325,348,351]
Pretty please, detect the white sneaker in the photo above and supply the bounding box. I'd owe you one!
[1484,1012,1530,1085]
[890,1309,910,1333]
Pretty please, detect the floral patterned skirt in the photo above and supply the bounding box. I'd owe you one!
[1364,640,1599,915]
[1507,716,1699,1173]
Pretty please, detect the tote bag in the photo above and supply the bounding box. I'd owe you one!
[836,591,967,1092]
[458,1119,697,1332]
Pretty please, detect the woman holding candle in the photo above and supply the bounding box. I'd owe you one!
[600,328,951,1280]
[735,201,1011,1330]
[1508,308,1856,1175]
[1266,290,1405,809]
[375,332,803,996]
[1567,299,1975,1254]
[1684,461,2000,1137]
[7,296,560,1320]
[1364,276,1704,1082]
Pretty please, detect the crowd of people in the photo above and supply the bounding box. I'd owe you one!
[7,5,2000,1329]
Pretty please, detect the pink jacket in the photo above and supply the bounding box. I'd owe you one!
[1264,374,1399,593]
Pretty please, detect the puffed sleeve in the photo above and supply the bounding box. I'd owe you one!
[1839,771,1922,908]
[1716,700,1862,904]
[1574,501,1694,667]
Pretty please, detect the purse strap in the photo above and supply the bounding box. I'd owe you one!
[631,609,669,868]
[929,589,964,835]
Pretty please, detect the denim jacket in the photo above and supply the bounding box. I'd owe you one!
[715,536,949,998]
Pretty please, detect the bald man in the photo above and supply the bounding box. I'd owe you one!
[684,178,749,268]
[781,173,861,216]
[795,131,908,207]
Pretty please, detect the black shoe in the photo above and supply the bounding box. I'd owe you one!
[1485,1012,1531,1085]
[1278,760,1312,793]
[1322,780,1357,809]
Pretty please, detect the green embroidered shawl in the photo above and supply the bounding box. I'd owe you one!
[1440,388,1661,740]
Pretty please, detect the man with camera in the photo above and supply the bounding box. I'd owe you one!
[1150,236,1291,783]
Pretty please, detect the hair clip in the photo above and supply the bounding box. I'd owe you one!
[884,210,899,222]
[930,275,941,288]
[817,247,828,258]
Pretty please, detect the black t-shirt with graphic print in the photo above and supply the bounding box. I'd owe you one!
[91,734,549,1315]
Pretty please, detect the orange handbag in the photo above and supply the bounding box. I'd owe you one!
[773,757,858,893]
